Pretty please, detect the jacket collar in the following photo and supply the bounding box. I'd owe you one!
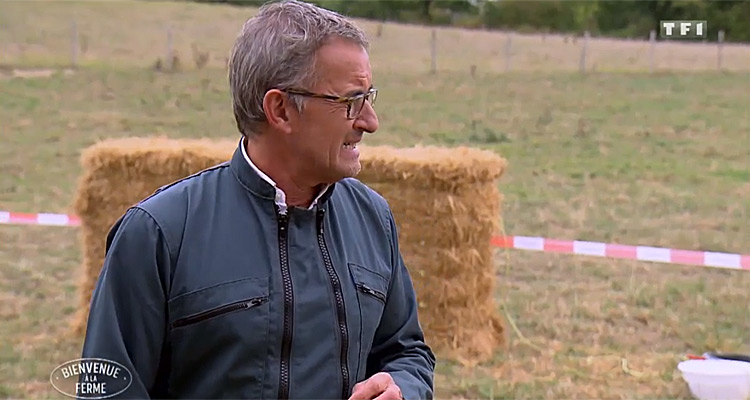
[230,137,277,202]
[229,137,336,212]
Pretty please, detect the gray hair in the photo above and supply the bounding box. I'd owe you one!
[228,0,370,138]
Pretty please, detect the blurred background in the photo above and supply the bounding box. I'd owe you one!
[1,0,749,398]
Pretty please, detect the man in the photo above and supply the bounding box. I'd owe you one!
[79,0,436,399]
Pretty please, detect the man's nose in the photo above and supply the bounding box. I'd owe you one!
[354,102,378,134]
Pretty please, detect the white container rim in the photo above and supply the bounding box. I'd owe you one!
[678,359,750,377]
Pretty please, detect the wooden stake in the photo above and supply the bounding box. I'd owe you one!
[649,30,656,73]
[579,31,589,74]
[430,29,437,74]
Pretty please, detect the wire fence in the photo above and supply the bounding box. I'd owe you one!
[2,17,750,76]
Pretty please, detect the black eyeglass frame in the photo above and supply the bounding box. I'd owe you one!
[282,87,378,120]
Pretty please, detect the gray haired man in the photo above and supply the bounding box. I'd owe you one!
[80,0,436,399]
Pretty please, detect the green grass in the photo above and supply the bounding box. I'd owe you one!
[2,1,750,399]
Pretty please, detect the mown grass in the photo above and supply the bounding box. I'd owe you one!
[1,1,750,399]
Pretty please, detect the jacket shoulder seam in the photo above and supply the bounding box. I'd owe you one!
[370,190,395,256]
[140,162,230,204]
[131,206,175,264]
[350,181,397,274]
[341,179,392,235]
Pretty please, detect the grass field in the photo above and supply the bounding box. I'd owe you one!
[2,1,750,399]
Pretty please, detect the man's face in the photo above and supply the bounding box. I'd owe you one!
[287,38,379,185]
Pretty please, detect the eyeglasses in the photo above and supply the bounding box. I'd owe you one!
[283,87,378,120]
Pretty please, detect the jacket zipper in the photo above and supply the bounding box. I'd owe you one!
[356,283,386,303]
[171,297,267,329]
[317,209,350,399]
[277,212,294,400]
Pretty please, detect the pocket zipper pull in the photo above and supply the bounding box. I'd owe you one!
[247,297,267,308]
[357,284,386,302]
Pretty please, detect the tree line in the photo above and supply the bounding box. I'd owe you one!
[198,0,750,43]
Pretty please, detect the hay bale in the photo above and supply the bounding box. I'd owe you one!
[357,146,508,365]
[71,137,508,365]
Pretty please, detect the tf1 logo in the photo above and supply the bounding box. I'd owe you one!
[660,20,708,39]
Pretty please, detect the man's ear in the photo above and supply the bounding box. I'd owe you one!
[262,89,293,135]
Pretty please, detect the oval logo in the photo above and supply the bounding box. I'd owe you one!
[50,358,132,399]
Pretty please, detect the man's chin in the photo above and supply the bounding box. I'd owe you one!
[347,162,362,178]
[333,163,362,181]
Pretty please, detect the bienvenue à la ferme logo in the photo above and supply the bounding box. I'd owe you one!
[50,358,132,399]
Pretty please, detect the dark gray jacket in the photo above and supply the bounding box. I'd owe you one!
[80,140,436,399]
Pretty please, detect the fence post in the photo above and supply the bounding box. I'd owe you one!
[717,30,725,71]
[0,20,3,66]
[166,25,174,71]
[579,31,589,73]
[71,20,79,68]
[649,30,656,73]
[430,29,437,74]
[504,34,512,73]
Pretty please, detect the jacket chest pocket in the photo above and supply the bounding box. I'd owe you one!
[171,296,267,328]
[348,263,389,381]
[167,276,270,398]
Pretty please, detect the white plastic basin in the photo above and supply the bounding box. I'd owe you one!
[678,359,750,400]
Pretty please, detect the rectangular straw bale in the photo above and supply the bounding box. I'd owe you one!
[360,145,508,365]
[70,138,508,366]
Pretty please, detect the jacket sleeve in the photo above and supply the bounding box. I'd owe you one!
[367,208,436,400]
[80,207,171,399]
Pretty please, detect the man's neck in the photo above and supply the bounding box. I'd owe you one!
[245,136,318,208]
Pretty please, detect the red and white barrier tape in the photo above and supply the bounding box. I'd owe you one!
[0,211,81,227]
[2,211,748,270]
[492,236,750,271]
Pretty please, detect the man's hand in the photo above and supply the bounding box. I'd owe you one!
[348,372,403,400]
